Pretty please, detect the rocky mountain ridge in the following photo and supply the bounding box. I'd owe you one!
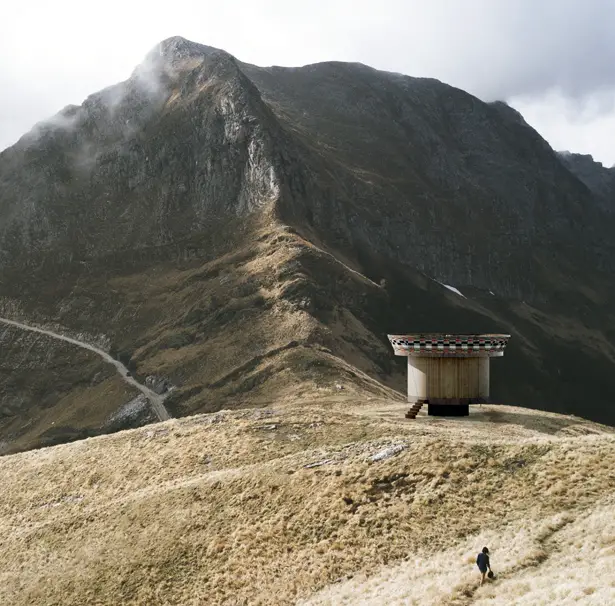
[1,36,615,453]
[558,150,615,211]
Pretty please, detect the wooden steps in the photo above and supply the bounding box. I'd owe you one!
[405,400,425,419]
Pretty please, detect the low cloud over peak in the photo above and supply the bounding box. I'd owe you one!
[1,0,614,164]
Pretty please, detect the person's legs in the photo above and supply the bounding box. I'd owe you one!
[480,570,487,586]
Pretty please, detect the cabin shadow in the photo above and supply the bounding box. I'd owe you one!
[466,406,583,435]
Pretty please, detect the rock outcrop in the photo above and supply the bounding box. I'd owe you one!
[558,151,615,212]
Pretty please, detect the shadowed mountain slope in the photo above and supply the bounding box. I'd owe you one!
[1,36,614,453]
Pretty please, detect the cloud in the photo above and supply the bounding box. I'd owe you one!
[218,0,615,103]
[0,0,614,164]
[381,0,615,102]
[512,91,615,168]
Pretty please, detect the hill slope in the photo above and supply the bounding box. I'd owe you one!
[1,36,615,453]
[0,402,614,605]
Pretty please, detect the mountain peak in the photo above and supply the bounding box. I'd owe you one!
[127,36,232,100]
[131,36,233,89]
[154,36,225,60]
[140,36,229,73]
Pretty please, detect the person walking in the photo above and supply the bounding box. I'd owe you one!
[476,547,492,586]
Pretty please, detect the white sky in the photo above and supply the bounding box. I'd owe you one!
[1,0,614,166]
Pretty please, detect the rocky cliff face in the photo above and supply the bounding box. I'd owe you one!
[1,36,615,452]
[0,38,281,271]
[558,151,615,212]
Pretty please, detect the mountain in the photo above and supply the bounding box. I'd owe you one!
[1,36,615,454]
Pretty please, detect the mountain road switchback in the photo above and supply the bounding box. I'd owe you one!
[0,317,171,422]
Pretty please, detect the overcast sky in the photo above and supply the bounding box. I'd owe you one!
[1,0,614,166]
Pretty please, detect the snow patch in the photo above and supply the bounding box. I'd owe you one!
[436,281,466,299]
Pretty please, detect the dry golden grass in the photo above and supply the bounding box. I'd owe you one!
[0,400,614,605]
[303,504,615,605]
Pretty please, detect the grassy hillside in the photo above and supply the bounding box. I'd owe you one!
[0,322,141,454]
[0,217,405,453]
[1,399,613,605]
[5,214,615,455]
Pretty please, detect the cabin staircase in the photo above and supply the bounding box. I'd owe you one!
[405,400,426,419]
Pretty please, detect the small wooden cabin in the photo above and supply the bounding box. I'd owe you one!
[387,334,510,418]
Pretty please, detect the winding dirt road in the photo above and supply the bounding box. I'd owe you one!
[0,317,171,422]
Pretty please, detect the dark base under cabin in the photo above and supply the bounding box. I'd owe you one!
[428,404,469,416]
[407,397,490,418]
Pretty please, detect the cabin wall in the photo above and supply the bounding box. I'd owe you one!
[407,356,490,401]
[407,357,428,402]
[479,357,490,399]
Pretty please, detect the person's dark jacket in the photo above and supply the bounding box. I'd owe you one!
[476,552,490,572]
